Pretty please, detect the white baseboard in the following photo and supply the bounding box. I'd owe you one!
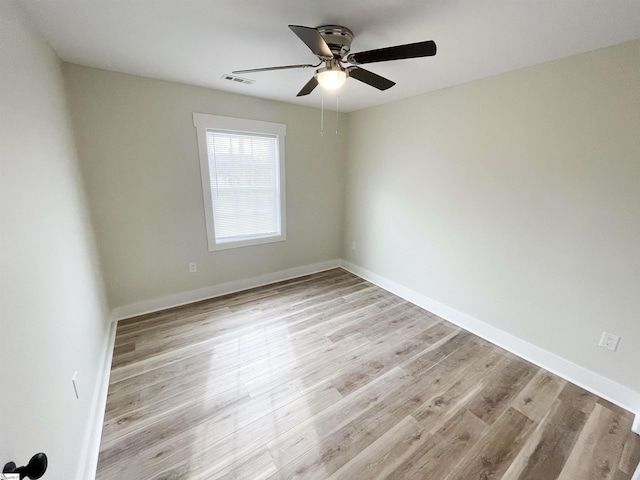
[340,260,640,433]
[77,319,117,480]
[109,259,342,321]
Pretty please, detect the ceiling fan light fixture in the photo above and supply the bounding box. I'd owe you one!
[234,25,437,98]
[316,65,347,91]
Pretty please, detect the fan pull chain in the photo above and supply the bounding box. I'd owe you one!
[336,95,339,135]
[320,92,324,137]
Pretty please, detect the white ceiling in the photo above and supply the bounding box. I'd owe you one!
[16,0,640,112]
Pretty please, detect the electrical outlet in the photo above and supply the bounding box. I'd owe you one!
[351,241,357,251]
[599,332,620,351]
[189,262,197,273]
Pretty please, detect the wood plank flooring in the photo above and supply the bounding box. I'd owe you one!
[96,268,640,479]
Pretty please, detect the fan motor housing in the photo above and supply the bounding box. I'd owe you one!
[317,25,354,58]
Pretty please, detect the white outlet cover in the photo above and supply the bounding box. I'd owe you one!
[599,332,620,351]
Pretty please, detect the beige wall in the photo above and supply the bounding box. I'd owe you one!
[344,40,640,393]
[0,4,110,479]
[64,65,346,309]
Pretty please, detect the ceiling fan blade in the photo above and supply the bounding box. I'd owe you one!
[347,40,436,65]
[233,63,317,74]
[289,25,333,58]
[348,67,395,91]
[296,76,319,97]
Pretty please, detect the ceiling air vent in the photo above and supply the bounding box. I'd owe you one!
[221,74,255,85]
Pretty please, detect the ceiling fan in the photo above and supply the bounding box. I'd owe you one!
[233,25,437,97]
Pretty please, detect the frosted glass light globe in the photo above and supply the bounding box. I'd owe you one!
[317,69,347,90]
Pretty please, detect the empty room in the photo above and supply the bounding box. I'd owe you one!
[1,1,639,479]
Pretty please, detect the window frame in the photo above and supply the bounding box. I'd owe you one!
[193,113,287,251]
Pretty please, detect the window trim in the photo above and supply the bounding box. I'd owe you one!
[193,113,286,251]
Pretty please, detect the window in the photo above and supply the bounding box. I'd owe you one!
[193,113,286,251]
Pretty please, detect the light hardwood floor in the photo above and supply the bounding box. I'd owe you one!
[97,268,640,479]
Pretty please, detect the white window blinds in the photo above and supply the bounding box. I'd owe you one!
[206,130,281,243]
[193,113,286,251]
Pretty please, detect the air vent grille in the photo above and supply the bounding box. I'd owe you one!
[221,74,255,85]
